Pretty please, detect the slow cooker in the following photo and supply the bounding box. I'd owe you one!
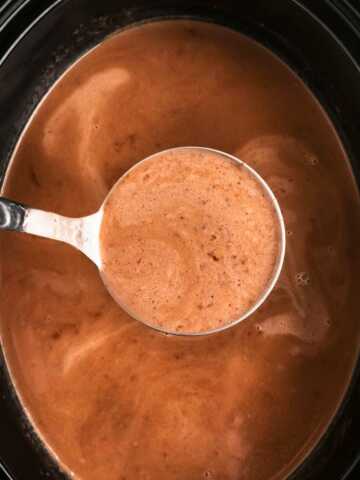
[0,1,360,479]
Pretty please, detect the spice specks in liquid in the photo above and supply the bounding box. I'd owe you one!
[1,20,360,480]
[100,148,280,333]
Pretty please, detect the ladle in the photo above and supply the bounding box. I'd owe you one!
[0,147,286,335]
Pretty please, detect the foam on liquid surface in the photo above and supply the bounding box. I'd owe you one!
[100,148,280,333]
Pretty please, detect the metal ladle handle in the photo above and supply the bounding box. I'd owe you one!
[0,196,102,267]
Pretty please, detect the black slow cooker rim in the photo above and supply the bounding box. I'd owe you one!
[0,1,360,479]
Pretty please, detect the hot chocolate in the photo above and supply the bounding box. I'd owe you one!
[1,20,360,480]
[100,147,280,333]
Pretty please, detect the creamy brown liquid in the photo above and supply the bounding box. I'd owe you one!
[100,148,280,333]
[1,20,360,480]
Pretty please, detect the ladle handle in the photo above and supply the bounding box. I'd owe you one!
[0,196,102,267]
[0,197,28,231]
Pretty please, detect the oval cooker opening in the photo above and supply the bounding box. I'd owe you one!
[0,2,360,480]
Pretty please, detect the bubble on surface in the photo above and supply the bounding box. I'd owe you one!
[295,271,310,286]
[306,153,319,166]
[203,470,215,479]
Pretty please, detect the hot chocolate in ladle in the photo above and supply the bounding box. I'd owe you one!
[0,147,285,335]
